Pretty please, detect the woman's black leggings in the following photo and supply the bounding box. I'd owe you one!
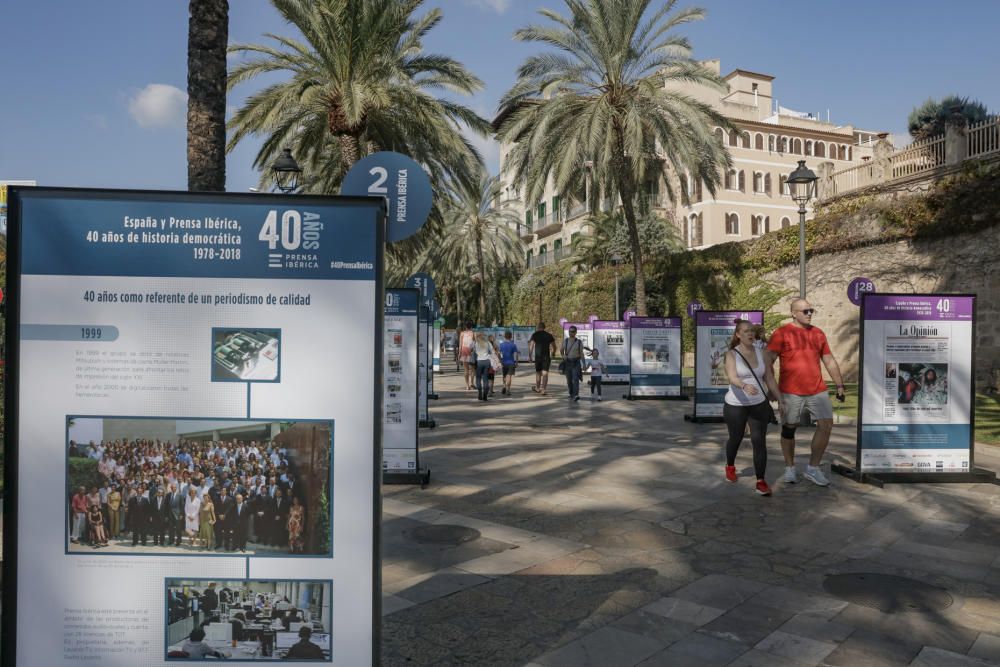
[723,402,771,480]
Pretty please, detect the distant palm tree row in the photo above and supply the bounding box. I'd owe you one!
[209,0,733,319]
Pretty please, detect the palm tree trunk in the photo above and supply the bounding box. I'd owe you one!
[186,0,229,192]
[338,134,361,170]
[612,127,647,316]
[475,230,486,324]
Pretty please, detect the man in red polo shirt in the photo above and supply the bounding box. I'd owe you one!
[767,299,846,486]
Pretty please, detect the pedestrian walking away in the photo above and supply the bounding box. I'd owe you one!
[587,348,605,401]
[486,334,501,396]
[472,332,493,401]
[528,322,557,396]
[562,326,585,401]
[724,320,783,496]
[458,321,476,390]
[767,299,846,486]
[498,330,519,395]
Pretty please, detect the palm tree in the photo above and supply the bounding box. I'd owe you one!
[497,0,732,315]
[226,0,489,195]
[430,175,524,323]
[187,0,229,191]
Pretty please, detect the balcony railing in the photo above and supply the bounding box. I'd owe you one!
[527,245,573,269]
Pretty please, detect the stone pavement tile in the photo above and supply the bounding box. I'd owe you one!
[822,628,922,666]
[637,633,748,666]
[910,646,999,667]
[888,539,996,566]
[968,633,1000,663]
[640,595,727,626]
[671,574,769,611]
[458,540,581,576]
[959,594,1000,621]
[754,629,837,665]
[871,550,991,582]
[533,626,667,666]
[725,648,813,666]
[610,609,700,645]
[390,567,491,604]
[834,603,980,654]
[777,612,855,643]
[700,600,795,646]
[750,585,849,617]
[381,593,416,616]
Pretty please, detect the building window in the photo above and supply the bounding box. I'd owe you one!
[725,169,737,190]
[553,239,562,252]
[781,216,791,229]
[525,210,533,231]
[780,175,789,196]
[741,132,751,149]
[764,173,772,196]
[526,250,533,266]
[738,170,746,192]
[539,244,547,255]
[715,127,724,144]
[680,174,689,200]
[755,133,764,150]
[753,172,763,193]
[848,146,853,161]
[792,138,802,154]
[694,213,704,246]
[726,213,739,235]
[765,216,770,233]
[805,140,813,156]
[751,215,762,237]
[552,195,561,222]
[780,137,788,153]
[729,130,739,147]
[768,135,776,152]
[537,202,546,221]
[694,179,703,202]
[815,142,826,158]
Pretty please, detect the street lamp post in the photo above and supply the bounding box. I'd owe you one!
[271,148,302,194]
[537,279,545,323]
[785,160,819,299]
[610,252,623,319]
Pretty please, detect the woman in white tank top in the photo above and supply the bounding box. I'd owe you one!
[722,320,782,496]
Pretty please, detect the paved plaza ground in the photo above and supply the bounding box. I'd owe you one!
[380,369,1000,666]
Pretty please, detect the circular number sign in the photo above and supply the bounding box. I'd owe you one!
[342,152,432,242]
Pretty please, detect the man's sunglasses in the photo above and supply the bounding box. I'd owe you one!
[797,309,815,315]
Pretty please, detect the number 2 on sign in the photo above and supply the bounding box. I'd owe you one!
[369,167,388,195]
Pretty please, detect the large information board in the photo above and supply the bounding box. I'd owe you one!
[592,320,629,383]
[3,187,384,666]
[384,289,419,474]
[628,317,682,397]
[858,294,975,475]
[693,310,763,419]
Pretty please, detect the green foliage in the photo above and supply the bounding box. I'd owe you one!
[315,488,331,553]
[68,458,103,495]
[908,95,990,141]
[573,210,682,270]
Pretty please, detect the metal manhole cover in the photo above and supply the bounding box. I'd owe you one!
[823,573,953,613]
[409,524,481,545]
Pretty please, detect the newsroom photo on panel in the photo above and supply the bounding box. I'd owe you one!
[166,578,332,661]
[212,328,281,381]
[66,417,332,556]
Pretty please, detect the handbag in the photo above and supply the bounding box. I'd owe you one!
[733,348,778,423]
[489,350,502,372]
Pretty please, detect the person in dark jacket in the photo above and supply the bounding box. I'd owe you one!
[283,626,324,660]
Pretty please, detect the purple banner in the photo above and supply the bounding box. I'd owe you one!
[562,322,593,331]
[629,317,681,329]
[863,294,973,321]
[695,310,763,326]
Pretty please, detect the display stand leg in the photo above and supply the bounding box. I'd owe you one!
[428,393,439,400]
[833,463,996,486]
[418,419,436,429]
[383,469,431,487]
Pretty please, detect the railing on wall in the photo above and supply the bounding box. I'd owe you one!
[831,161,878,197]
[968,117,1000,159]
[889,135,945,179]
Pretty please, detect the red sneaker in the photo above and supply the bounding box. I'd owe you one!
[755,480,772,496]
[725,465,737,483]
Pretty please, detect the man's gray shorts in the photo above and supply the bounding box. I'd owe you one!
[782,391,833,423]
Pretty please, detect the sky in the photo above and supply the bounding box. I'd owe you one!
[2,0,999,193]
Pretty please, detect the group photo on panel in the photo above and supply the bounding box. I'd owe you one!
[441,295,848,495]
[66,418,331,555]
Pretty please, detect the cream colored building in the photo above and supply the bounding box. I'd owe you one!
[497,61,886,268]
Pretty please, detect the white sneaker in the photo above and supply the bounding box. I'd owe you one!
[597,396,602,402]
[783,466,798,484]
[804,465,831,487]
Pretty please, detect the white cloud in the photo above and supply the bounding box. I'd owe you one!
[127,83,187,129]
[463,0,511,14]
